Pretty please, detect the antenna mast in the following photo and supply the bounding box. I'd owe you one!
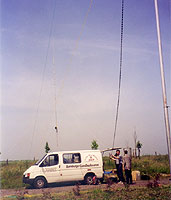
[154,0,171,175]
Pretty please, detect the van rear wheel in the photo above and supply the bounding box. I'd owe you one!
[34,177,46,189]
[85,174,94,185]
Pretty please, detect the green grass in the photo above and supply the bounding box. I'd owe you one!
[0,160,36,189]
[103,156,116,170]
[0,155,170,189]
[81,186,171,200]
[3,185,171,200]
[103,155,169,176]
[132,155,169,176]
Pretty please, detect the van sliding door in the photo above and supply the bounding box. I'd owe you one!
[61,153,82,182]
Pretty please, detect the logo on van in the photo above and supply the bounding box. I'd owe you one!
[66,163,99,168]
[85,154,98,162]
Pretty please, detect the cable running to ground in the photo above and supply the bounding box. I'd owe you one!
[52,43,59,147]
[29,0,93,154]
[52,0,93,147]
[28,0,57,157]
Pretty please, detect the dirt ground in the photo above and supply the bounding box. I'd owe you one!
[1,178,171,198]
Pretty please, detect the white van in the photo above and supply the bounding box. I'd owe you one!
[23,150,104,189]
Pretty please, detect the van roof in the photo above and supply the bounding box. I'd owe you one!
[47,150,101,155]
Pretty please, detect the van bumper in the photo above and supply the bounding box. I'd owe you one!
[23,175,34,185]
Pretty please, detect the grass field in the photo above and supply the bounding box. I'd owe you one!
[0,155,170,189]
[0,160,35,189]
[3,185,171,200]
[104,155,170,176]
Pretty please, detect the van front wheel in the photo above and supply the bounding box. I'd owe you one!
[85,174,94,185]
[34,177,46,189]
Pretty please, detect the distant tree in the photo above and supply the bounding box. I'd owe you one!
[91,140,99,150]
[45,142,50,153]
[136,141,142,159]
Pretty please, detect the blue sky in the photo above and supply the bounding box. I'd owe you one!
[1,0,170,160]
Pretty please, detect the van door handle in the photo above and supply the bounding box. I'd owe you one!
[59,165,60,168]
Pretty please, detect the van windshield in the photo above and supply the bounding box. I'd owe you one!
[35,154,47,165]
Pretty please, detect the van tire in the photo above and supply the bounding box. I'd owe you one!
[84,174,94,185]
[33,177,47,189]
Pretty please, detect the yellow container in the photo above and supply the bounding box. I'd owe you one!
[132,170,141,181]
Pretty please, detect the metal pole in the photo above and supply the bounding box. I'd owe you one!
[154,0,171,175]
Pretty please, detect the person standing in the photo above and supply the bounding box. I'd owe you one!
[123,150,132,184]
[111,149,125,183]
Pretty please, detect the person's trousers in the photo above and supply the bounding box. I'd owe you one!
[125,169,132,184]
[116,164,125,182]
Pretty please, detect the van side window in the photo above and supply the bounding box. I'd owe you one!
[40,154,59,167]
[63,153,81,164]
